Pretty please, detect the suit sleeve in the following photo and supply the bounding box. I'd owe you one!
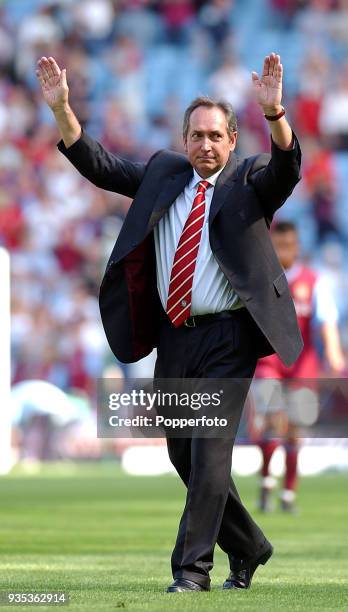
[57,129,147,199]
[248,131,302,219]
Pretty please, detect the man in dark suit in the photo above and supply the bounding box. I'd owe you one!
[36,52,303,593]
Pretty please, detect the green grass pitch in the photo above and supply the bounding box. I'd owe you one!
[0,462,347,611]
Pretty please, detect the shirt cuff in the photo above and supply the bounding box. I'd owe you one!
[57,128,86,155]
[270,131,295,151]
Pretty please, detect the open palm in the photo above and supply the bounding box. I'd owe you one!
[36,56,68,110]
[251,53,282,110]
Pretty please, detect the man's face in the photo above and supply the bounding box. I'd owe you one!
[272,230,299,270]
[184,106,237,178]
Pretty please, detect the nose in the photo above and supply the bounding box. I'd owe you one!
[200,137,212,152]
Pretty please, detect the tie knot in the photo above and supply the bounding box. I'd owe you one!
[198,180,210,192]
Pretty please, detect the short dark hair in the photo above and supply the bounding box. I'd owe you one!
[183,96,238,141]
[272,221,297,234]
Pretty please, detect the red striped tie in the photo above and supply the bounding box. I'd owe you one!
[166,180,210,327]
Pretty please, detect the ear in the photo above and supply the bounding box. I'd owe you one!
[229,131,238,151]
[183,138,188,152]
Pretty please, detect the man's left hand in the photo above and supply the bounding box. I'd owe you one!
[251,53,283,115]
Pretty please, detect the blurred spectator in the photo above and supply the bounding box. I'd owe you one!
[0,9,14,71]
[115,0,163,47]
[318,242,348,325]
[269,0,310,28]
[302,138,342,243]
[319,63,348,150]
[53,224,86,273]
[159,0,196,44]
[99,97,140,157]
[0,191,25,250]
[295,0,334,48]
[63,48,93,127]
[14,4,64,86]
[102,36,146,125]
[71,0,116,53]
[237,96,271,155]
[327,0,348,60]
[11,380,94,463]
[198,0,233,49]
[292,48,329,138]
[208,51,251,113]
[310,181,341,244]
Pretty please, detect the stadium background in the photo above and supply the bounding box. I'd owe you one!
[0,1,348,609]
[2,0,348,463]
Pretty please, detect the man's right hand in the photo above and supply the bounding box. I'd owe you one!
[36,56,81,147]
[36,56,69,111]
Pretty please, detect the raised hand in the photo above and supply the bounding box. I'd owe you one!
[36,56,69,110]
[251,53,283,113]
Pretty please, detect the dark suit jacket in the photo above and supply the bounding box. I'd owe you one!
[58,130,303,367]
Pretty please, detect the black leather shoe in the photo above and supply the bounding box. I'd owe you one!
[223,546,273,590]
[167,578,210,592]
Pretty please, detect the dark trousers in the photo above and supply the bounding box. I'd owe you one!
[154,308,271,589]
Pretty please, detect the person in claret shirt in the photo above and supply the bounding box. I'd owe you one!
[254,221,345,513]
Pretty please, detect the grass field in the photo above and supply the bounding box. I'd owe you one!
[0,462,347,612]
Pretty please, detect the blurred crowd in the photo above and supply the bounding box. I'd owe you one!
[2,0,348,427]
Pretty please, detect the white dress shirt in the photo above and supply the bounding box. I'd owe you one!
[154,166,243,316]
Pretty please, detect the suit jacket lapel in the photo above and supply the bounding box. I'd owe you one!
[146,167,193,234]
[209,152,239,227]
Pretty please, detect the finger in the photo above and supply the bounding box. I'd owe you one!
[44,57,56,79]
[36,59,51,83]
[36,66,49,87]
[61,68,67,87]
[271,52,280,76]
[277,62,283,83]
[262,56,270,78]
[36,75,46,91]
[251,71,259,83]
[274,54,280,74]
[48,56,61,77]
[37,56,51,81]
[37,56,50,73]
[36,56,47,68]
[269,52,275,76]
[35,66,44,80]
[35,70,46,85]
